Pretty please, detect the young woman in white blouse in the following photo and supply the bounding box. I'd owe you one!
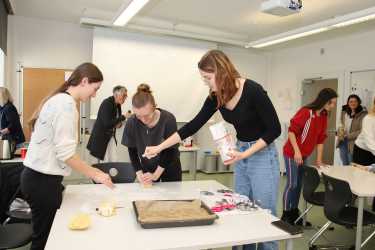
[21,63,114,250]
[353,97,375,210]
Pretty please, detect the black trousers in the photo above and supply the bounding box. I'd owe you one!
[353,144,375,210]
[20,167,63,250]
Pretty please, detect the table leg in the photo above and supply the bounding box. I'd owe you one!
[355,197,364,250]
[286,239,293,250]
[192,151,197,180]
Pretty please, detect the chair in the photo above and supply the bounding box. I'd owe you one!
[0,162,31,225]
[3,186,31,225]
[308,173,375,249]
[92,162,136,183]
[294,165,325,225]
[0,223,32,250]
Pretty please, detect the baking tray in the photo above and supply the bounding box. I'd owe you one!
[132,200,218,229]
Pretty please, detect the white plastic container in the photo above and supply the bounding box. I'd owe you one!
[209,122,235,163]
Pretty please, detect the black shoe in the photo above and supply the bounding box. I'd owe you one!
[281,210,295,225]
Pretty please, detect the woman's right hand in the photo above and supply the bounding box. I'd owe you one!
[143,146,162,159]
[93,171,114,189]
[294,150,303,166]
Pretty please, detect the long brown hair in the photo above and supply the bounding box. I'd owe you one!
[132,83,156,108]
[29,62,103,130]
[198,50,241,108]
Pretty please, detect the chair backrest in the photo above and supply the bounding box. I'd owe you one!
[92,162,136,183]
[321,173,353,223]
[302,165,322,202]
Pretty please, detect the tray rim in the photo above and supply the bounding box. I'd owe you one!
[132,199,219,228]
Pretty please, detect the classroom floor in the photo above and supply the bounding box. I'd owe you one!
[14,171,375,250]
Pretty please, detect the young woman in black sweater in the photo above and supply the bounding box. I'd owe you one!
[144,50,281,250]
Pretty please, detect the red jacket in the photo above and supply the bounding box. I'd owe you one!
[283,107,328,158]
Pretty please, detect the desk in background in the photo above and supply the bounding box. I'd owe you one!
[179,145,200,180]
[321,165,375,250]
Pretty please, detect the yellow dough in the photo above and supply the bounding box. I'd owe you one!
[142,182,153,188]
[69,213,91,230]
[97,201,116,217]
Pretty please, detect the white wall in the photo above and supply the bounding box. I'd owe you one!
[267,27,375,123]
[6,15,94,109]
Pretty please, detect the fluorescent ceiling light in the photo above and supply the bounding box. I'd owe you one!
[113,0,149,26]
[332,13,375,28]
[247,6,375,48]
[251,27,329,48]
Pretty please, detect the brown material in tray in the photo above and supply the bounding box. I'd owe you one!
[133,200,217,227]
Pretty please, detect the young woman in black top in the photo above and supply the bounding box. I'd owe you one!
[122,84,181,186]
[144,50,281,250]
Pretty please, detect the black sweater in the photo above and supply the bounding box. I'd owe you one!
[178,79,281,144]
[122,109,180,173]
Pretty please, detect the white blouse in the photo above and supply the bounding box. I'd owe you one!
[24,93,78,176]
[355,114,375,157]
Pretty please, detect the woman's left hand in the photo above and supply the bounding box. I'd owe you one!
[224,150,245,165]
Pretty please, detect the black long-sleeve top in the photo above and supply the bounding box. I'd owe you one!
[178,79,281,144]
[122,109,180,173]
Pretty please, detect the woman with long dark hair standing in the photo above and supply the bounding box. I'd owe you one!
[21,63,114,250]
[281,88,337,225]
[336,94,367,165]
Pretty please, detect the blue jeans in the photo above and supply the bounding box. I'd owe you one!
[282,155,304,211]
[232,141,280,250]
[338,138,352,165]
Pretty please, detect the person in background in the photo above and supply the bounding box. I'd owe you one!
[21,63,114,250]
[122,84,182,185]
[144,50,281,250]
[353,97,375,210]
[87,85,130,162]
[336,94,367,165]
[281,88,337,226]
[0,87,25,151]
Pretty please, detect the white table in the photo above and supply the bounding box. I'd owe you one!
[321,165,375,250]
[179,145,200,180]
[46,180,299,250]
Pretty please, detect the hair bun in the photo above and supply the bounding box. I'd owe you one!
[137,83,152,94]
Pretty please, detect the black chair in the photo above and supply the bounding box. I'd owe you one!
[92,162,136,183]
[309,173,375,249]
[0,223,32,250]
[0,162,31,225]
[295,165,325,225]
[3,186,32,225]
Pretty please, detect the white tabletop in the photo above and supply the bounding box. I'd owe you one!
[46,180,299,250]
[321,165,375,197]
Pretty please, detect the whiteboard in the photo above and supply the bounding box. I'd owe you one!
[91,27,216,121]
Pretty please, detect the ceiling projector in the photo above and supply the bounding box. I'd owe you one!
[261,0,302,16]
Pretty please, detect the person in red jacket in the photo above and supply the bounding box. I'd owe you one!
[281,88,337,225]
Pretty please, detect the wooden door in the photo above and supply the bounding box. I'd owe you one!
[23,68,78,141]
